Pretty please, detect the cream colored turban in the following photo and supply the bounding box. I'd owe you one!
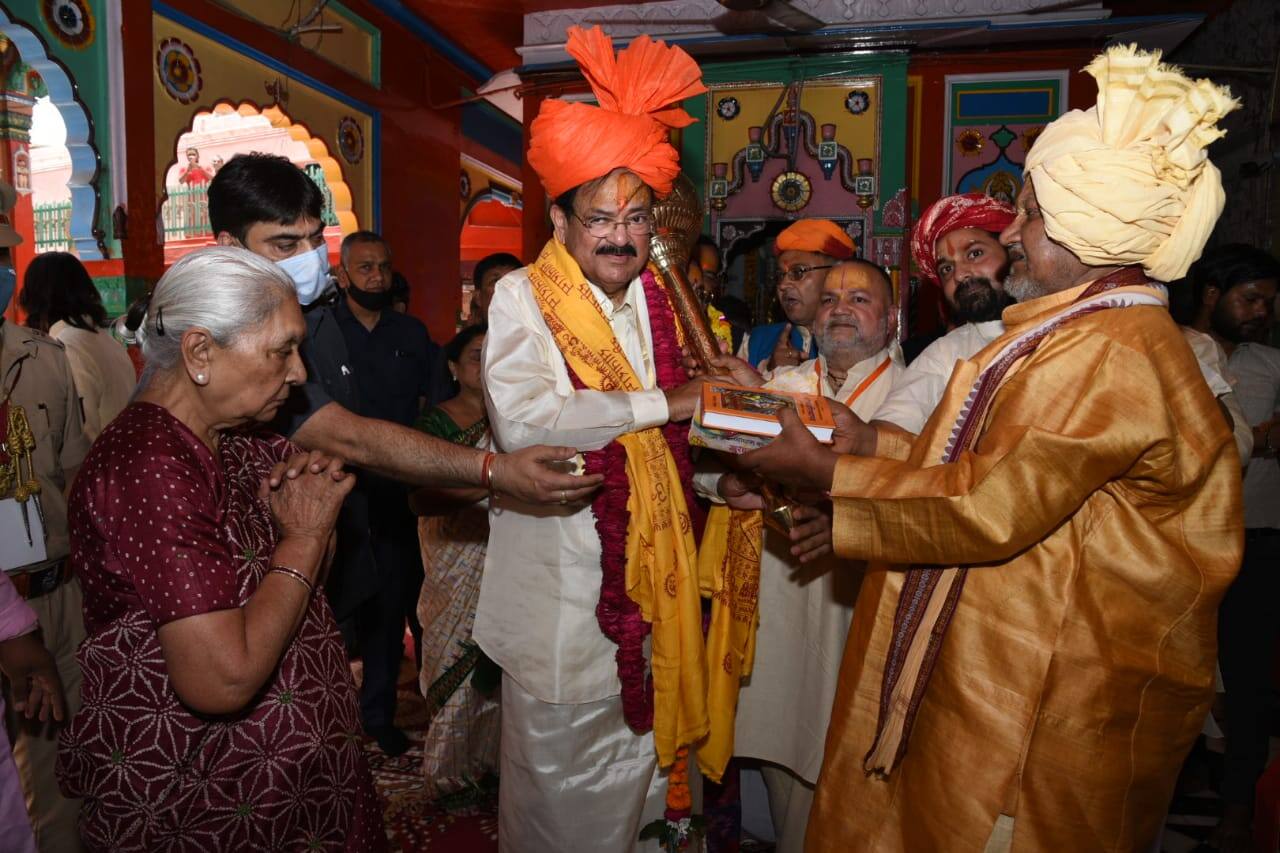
[1025,44,1238,282]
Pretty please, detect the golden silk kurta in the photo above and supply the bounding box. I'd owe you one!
[808,281,1243,852]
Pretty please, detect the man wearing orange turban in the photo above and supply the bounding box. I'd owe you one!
[474,26,725,852]
[738,219,857,375]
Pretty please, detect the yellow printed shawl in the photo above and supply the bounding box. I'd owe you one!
[528,238,709,767]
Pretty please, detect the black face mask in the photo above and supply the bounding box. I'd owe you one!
[346,285,392,312]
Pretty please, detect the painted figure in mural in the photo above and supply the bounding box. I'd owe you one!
[1185,244,1280,853]
[0,179,85,853]
[56,248,386,852]
[177,147,213,186]
[477,25,734,852]
[736,219,855,375]
[698,260,902,853]
[726,45,1245,852]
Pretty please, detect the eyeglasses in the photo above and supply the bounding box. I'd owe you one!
[572,210,654,239]
[775,264,834,284]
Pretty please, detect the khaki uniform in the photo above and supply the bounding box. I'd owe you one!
[1,320,89,853]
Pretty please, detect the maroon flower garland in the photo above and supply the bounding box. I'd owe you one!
[565,269,705,734]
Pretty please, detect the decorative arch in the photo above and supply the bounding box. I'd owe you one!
[0,4,105,258]
[159,99,358,242]
[460,188,522,261]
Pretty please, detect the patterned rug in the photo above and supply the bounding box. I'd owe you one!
[356,655,500,852]
[356,649,1274,852]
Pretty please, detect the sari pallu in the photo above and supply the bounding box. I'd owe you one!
[414,408,500,803]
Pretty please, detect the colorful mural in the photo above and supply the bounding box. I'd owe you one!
[152,7,377,239]
[1,1,113,263]
[704,76,882,225]
[212,0,382,89]
[942,72,1068,202]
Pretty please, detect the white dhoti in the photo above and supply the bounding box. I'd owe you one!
[499,674,700,853]
[760,763,816,853]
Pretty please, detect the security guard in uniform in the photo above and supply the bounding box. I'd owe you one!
[1,179,88,852]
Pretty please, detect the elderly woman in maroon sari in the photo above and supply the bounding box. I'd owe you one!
[56,247,385,851]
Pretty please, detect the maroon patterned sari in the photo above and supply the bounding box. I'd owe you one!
[57,403,385,852]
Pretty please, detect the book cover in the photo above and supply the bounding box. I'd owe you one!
[688,418,773,455]
[696,382,836,442]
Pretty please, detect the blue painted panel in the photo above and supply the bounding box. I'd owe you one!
[957,90,1053,121]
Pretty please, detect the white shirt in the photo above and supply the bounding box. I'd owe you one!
[1229,341,1280,529]
[1182,327,1253,463]
[873,321,1003,434]
[733,348,901,782]
[874,319,1244,464]
[49,321,137,443]
[476,267,670,704]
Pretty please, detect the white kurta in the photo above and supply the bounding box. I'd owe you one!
[1182,327,1253,463]
[477,266,676,853]
[732,348,901,783]
[874,319,1252,464]
[873,320,1002,434]
[477,267,667,705]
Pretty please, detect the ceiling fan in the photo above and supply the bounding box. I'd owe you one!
[588,0,824,37]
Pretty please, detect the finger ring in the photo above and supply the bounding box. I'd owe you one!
[559,490,568,505]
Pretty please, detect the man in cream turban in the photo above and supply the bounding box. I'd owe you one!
[476,25,750,853]
[720,45,1245,851]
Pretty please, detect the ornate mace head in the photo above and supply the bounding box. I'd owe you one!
[648,173,703,275]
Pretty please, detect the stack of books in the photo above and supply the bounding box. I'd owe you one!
[689,381,836,454]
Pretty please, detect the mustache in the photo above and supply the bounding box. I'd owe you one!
[595,244,638,257]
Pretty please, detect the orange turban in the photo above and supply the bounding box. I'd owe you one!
[528,26,706,199]
[773,219,856,259]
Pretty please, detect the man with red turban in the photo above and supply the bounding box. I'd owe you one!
[738,219,856,374]
[874,193,1016,434]
[876,192,1250,459]
[475,26,738,852]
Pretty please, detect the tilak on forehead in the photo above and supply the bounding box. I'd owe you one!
[577,169,652,212]
[826,260,894,300]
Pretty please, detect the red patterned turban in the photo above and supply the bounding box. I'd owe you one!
[910,193,1016,285]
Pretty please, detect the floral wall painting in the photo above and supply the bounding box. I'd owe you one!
[942,71,1068,203]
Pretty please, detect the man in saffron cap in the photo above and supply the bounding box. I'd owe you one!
[738,219,856,373]
[728,45,1244,851]
[475,25,733,852]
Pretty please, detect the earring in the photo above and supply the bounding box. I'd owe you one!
[196,373,206,384]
